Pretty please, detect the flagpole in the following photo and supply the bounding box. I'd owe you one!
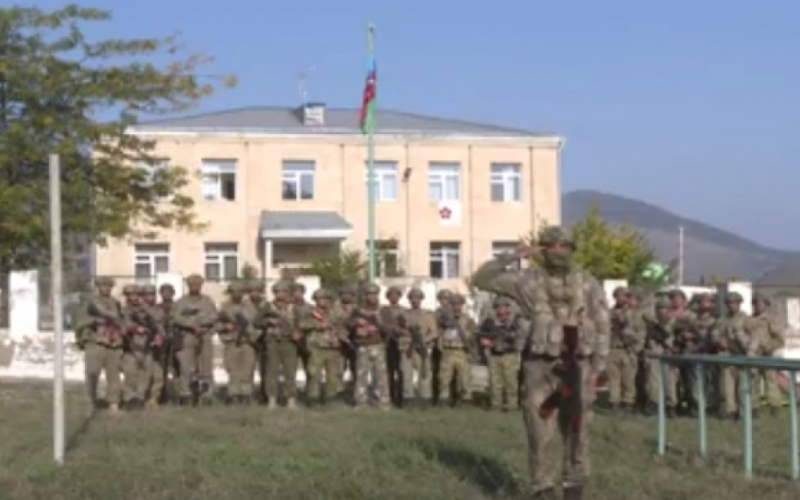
[366,23,377,282]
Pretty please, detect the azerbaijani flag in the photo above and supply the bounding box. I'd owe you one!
[359,25,376,134]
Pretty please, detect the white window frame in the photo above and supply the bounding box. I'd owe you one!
[490,163,522,202]
[428,162,460,202]
[133,243,170,282]
[204,243,239,282]
[200,159,237,201]
[429,242,461,279]
[491,241,522,270]
[364,161,398,202]
[281,160,315,200]
[365,240,401,277]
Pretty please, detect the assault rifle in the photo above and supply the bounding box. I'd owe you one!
[349,309,381,349]
[538,323,582,431]
[219,310,250,346]
[438,309,479,364]
[87,302,123,342]
[130,308,163,357]
[399,315,427,359]
[479,316,519,354]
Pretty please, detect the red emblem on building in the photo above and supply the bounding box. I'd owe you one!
[439,207,452,219]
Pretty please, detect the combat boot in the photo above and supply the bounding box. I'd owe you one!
[286,398,297,410]
[267,398,279,410]
[107,403,120,415]
[563,485,583,500]
[531,487,557,500]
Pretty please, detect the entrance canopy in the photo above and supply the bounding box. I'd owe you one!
[259,210,352,240]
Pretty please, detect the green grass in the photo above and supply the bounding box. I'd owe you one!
[0,383,798,500]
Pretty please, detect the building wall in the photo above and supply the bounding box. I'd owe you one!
[95,133,561,291]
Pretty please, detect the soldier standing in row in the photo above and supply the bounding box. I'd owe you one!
[479,296,524,412]
[335,285,358,394]
[246,280,268,402]
[171,274,217,406]
[219,282,258,405]
[402,287,438,407]
[751,293,786,416]
[300,288,347,406]
[693,293,720,412]
[437,293,477,407]
[471,226,610,500]
[607,287,641,415]
[380,286,406,405]
[255,281,301,409]
[79,277,125,413]
[351,283,390,409]
[141,284,167,407]
[292,282,312,394]
[157,283,177,403]
[121,286,162,410]
[645,299,678,417]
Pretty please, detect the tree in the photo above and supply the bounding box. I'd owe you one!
[527,205,656,283]
[303,240,406,292]
[0,5,235,322]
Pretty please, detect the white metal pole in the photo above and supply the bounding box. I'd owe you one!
[678,226,685,286]
[50,153,65,465]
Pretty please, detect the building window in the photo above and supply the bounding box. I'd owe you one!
[492,241,522,270]
[134,243,170,280]
[201,159,237,201]
[364,161,398,201]
[204,243,238,281]
[428,162,460,202]
[429,242,460,279]
[282,161,315,200]
[365,239,401,277]
[490,163,521,202]
[135,158,172,199]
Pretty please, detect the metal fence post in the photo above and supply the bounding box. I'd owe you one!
[695,362,707,459]
[789,371,798,481]
[658,358,666,455]
[742,368,753,478]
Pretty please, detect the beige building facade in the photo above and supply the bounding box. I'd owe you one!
[95,104,563,293]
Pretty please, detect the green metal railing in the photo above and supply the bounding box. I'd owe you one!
[652,354,800,480]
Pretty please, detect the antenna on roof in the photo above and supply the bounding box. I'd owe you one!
[297,66,316,106]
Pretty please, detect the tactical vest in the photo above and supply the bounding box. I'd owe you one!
[441,316,469,350]
[531,268,590,357]
[265,303,294,339]
[307,311,340,349]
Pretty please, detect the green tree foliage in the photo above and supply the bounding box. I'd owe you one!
[0,4,235,271]
[239,263,259,280]
[527,205,657,282]
[304,240,405,292]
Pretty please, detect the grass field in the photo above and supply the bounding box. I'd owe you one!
[1,383,798,500]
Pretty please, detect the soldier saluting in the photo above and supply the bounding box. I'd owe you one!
[471,226,610,500]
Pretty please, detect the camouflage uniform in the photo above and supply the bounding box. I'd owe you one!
[751,293,786,415]
[298,288,346,405]
[335,285,359,395]
[403,287,438,403]
[380,286,406,406]
[711,292,760,418]
[669,289,700,414]
[157,284,177,403]
[77,277,125,412]
[431,289,452,404]
[253,280,302,409]
[171,274,218,405]
[350,283,390,408]
[478,296,524,410]
[645,299,678,415]
[246,280,268,401]
[218,282,259,404]
[437,293,477,405]
[140,284,167,407]
[292,282,313,392]
[471,225,610,500]
[692,293,720,411]
[121,285,165,409]
[607,287,641,412]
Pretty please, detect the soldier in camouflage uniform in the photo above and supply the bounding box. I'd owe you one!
[471,226,610,500]
[77,276,126,413]
[171,274,218,405]
[140,284,167,407]
[253,280,302,409]
[437,293,477,407]
[292,282,313,392]
[298,288,347,406]
[246,279,268,401]
[478,296,525,411]
[121,285,164,410]
[336,285,359,396]
[380,285,406,406]
[751,292,785,416]
[349,283,391,409]
[607,286,641,414]
[669,289,699,415]
[710,292,759,420]
[432,289,452,405]
[158,283,178,403]
[402,287,438,406]
[219,282,258,405]
[693,293,720,412]
[645,298,677,417]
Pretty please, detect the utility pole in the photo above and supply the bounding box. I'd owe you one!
[50,154,65,465]
[678,226,685,286]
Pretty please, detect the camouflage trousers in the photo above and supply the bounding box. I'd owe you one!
[488,352,521,409]
[122,350,162,402]
[521,359,595,493]
[606,348,637,405]
[760,369,784,408]
[354,344,390,406]
[647,357,677,407]
[84,343,123,406]
[400,347,432,400]
[176,332,214,398]
[223,343,256,397]
[721,366,759,415]
[307,347,342,402]
[439,349,471,403]
[265,338,299,400]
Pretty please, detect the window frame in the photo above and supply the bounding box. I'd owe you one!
[490,163,522,202]
[364,161,399,202]
[203,243,239,282]
[133,243,170,282]
[281,160,316,200]
[200,159,238,201]
[427,162,461,202]
[365,240,402,277]
[429,242,461,279]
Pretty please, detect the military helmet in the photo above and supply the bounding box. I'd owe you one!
[655,297,671,310]
[141,284,157,294]
[752,292,771,305]
[339,284,357,297]
[537,225,574,247]
[122,284,139,295]
[725,291,743,303]
[292,282,306,293]
[312,288,333,300]
[248,279,267,291]
[436,289,452,300]
[493,296,512,308]
[612,286,628,298]
[407,287,425,299]
[450,293,466,305]
[95,276,115,287]
[227,281,246,293]
[158,283,174,293]
[363,283,380,295]
[271,280,291,292]
[186,274,203,286]
[668,289,686,300]
[385,285,402,297]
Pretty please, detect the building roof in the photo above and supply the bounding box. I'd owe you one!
[259,210,352,231]
[754,259,800,287]
[129,106,549,138]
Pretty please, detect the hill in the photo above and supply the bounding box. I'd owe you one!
[562,190,799,283]
[0,384,795,500]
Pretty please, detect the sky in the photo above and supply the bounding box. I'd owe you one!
[31,0,800,249]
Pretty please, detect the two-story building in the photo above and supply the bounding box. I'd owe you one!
[94,103,564,292]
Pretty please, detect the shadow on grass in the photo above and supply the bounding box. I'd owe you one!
[641,436,791,481]
[65,411,97,455]
[413,438,523,496]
